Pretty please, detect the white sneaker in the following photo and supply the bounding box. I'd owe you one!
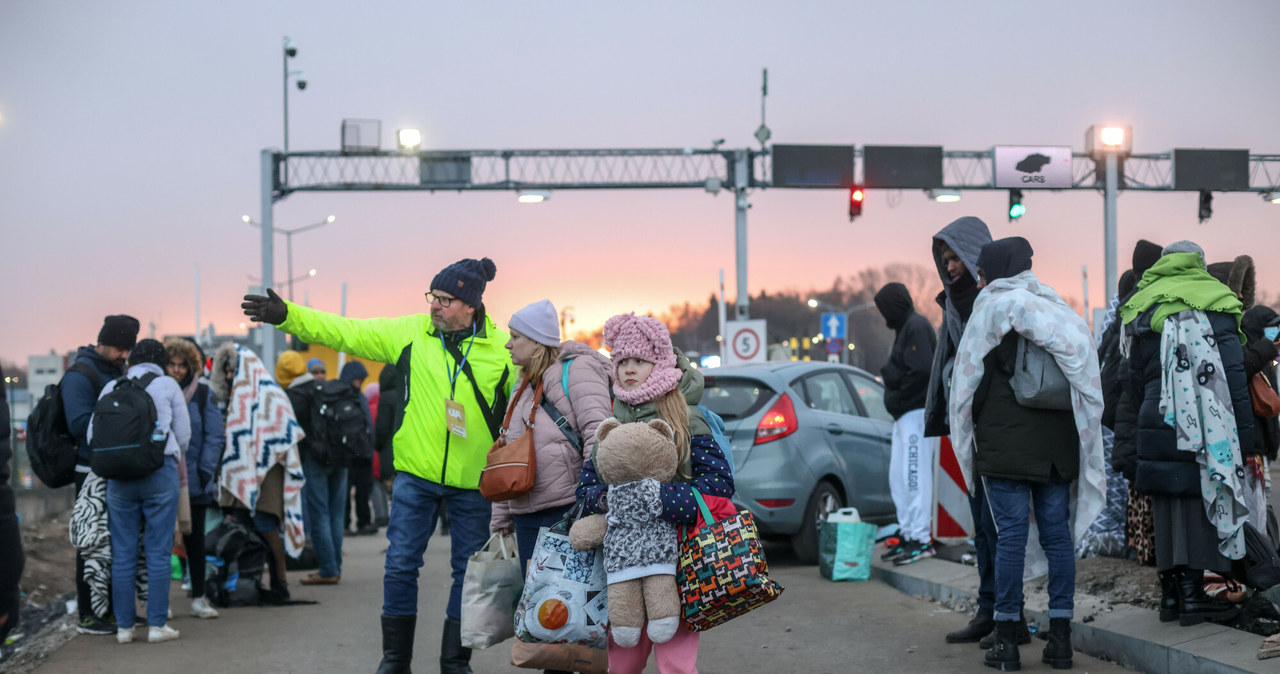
[190,597,220,619]
[148,624,180,643]
[116,628,134,644]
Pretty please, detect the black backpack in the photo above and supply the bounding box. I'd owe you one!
[26,362,101,488]
[309,379,371,464]
[205,514,269,607]
[89,373,165,480]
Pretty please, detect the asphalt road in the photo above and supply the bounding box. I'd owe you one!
[35,531,1129,673]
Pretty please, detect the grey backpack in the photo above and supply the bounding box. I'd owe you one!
[1009,336,1073,411]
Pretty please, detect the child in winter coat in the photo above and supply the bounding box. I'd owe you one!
[576,313,735,674]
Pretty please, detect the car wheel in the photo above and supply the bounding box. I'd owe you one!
[791,481,843,564]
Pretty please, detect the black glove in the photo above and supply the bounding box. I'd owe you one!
[242,288,288,325]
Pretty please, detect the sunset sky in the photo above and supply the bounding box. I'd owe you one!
[3,1,1278,367]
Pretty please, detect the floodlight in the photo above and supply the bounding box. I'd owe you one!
[517,189,551,204]
[397,128,422,151]
[927,189,962,203]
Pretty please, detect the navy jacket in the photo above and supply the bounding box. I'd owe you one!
[185,383,226,504]
[60,346,125,466]
[1124,309,1254,497]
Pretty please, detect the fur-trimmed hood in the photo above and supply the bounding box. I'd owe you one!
[1207,255,1256,311]
[210,342,238,404]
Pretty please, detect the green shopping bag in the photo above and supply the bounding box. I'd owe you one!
[818,508,876,582]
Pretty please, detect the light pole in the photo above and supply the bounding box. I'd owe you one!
[282,37,307,153]
[4,375,16,482]
[1086,124,1132,300]
[559,306,575,341]
[244,214,335,303]
[807,299,877,365]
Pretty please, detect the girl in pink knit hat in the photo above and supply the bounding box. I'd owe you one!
[575,313,736,674]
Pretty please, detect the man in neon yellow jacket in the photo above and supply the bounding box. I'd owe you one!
[244,257,513,674]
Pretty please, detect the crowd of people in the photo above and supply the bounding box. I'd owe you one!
[1,237,1276,672]
[870,217,1280,671]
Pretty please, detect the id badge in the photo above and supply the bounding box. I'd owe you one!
[446,399,467,438]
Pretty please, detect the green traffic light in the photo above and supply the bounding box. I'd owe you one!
[1009,203,1026,218]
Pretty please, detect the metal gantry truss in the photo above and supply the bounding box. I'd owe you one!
[274,147,1280,197]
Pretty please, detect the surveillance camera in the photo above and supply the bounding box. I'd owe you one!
[283,38,297,57]
[296,78,307,90]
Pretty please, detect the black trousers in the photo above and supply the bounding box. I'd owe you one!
[346,457,374,529]
[180,504,209,597]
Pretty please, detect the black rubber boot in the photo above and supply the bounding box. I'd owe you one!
[984,620,1021,671]
[374,614,415,674]
[979,611,1031,648]
[1041,617,1072,670]
[440,617,472,674]
[947,611,995,643]
[1158,570,1180,623]
[1177,568,1241,626]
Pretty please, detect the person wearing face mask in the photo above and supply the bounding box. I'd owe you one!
[1239,304,1280,534]
[575,312,734,674]
[949,237,1106,671]
[163,338,224,619]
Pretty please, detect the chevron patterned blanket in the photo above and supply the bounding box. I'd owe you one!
[219,345,307,556]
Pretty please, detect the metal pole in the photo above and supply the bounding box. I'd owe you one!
[718,269,727,363]
[286,231,295,303]
[1104,153,1119,301]
[261,149,277,369]
[337,283,348,372]
[1082,265,1090,330]
[194,265,201,344]
[733,149,749,319]
[282,46,289,153]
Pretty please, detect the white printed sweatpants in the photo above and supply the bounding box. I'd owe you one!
[889,408,933,544]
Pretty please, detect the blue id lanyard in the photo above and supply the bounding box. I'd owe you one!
[440,322,477,400]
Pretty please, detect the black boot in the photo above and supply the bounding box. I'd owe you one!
[947,611,995,643]
[984,621,1021,671]
[1158,570,1180,622]
[1177,569,1240,626]
[375,614,415,674]
[440,617,472,674]
[1041,617,1072,670]
[979,611,1031,648]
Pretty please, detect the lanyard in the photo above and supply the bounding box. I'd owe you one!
[440,323,477,399]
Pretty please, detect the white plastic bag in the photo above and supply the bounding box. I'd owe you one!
[513,510,610,649]
[461,532,523,649]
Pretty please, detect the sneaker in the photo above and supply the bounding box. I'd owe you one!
[893,540,936,566]
[116,628,134,644]
[880,536,905,561]
[148,624,180,643]
[190,597,220,619]
[77,615,115,635]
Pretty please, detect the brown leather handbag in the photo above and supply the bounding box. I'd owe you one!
[480,378,542,501]
[1250,370,1280,419]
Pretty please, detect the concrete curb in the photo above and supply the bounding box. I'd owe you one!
[871,556,1270,674]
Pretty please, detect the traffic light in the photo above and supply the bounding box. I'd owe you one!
[1198,190,1213,223]
[848,186,864,221]
[1008,189,1025,221]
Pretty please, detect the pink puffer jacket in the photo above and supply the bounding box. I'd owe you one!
[490,341,613,531]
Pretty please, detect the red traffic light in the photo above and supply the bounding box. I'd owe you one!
[848,185,864,220]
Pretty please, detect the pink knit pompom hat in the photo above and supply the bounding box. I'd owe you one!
[603,312,682,405]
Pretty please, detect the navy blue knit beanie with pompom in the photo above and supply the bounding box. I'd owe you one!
[431,257,497,308]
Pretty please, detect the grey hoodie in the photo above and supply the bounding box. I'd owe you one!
[923,216,992,438]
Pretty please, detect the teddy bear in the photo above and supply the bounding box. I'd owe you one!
[569,418,682,647]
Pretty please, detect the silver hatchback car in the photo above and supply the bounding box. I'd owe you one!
[702,362,896,563]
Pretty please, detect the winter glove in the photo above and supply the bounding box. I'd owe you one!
[241,288,288,325]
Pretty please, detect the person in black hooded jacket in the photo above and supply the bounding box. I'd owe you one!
[1241,305,1280,462]
[0,364,23,643]
[874,282,938,565]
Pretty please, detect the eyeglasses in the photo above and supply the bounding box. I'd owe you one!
[425,292,455,308]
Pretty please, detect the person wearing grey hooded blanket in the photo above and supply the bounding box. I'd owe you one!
[923,217,1018,647]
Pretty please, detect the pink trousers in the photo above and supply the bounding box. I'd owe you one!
[606,622,700,674]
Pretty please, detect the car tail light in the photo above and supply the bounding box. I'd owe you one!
[755,393,798,444]
[756,499,796,508]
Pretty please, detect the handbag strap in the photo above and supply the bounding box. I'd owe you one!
[539,396,583,453]
[499,377,544,435]
[680,487,717,540]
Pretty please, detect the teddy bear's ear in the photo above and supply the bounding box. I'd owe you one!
[647,418,674,442]
[596,418,621,443]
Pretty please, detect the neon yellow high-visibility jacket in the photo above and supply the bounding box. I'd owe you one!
[280,301,514,489]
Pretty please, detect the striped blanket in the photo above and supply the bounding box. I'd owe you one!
[219,345,307,556]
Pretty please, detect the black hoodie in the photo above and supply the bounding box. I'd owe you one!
[875,283,937,418]
[1242,305,1280,460]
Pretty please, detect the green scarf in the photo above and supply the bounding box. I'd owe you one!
[1119,253,1243,339]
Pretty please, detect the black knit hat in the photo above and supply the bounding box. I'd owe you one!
[98,315,140,350]
[430,258,497,308]
[128,339,167,368]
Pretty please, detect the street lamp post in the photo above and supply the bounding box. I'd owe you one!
[282,37,306,153]
[244,214,335,303]
[559,306,575,341]
[807,299,877,365]
[1086,124,1133,300]
[4,375,16,483]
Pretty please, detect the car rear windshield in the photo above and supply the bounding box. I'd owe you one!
[702,377,776,420]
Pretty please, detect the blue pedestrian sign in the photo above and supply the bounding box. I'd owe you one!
[821,313,846,340]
